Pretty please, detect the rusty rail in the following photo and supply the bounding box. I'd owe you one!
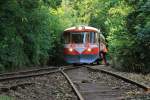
[0,66,83,82]
[61,70,85,100]
[86,66,150,92]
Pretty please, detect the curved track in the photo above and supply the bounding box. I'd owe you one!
[0,65,149,100]
[0,66,82,81]
[86,66,150,92]
[0,65,84,100]
[0,67,57,77]
[60,66,150,100]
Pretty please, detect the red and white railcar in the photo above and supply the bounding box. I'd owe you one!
[63,25,105,64]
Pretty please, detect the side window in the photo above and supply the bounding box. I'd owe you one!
[86,33,90,43]
[95,32,99,43]
[99,33,106,44]
[90,32,96,43]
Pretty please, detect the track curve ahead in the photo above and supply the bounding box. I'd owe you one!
[61,66,148,100]
[0,65,149,100]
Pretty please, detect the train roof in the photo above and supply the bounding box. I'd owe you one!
[64,26,100,33]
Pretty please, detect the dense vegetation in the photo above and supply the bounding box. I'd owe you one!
[0,0,149,73]
[0,0,72,71]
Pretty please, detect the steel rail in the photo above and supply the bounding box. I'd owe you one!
[0,66,83,82]
[0,69,60,82]
[0,65,85,100]
[61,70,85,100]
[0,67,58,77]
[86,66,150,92]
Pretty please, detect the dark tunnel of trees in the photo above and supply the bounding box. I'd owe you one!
[0,0,150,73]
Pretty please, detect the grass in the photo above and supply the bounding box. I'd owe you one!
[0,96,14,100]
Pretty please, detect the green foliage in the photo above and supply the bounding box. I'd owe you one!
[123,0,150,73]
[89,0,150,73]
[0,0,73,71]
[0,0,30,70]
[43,0,62,7]
[0,0,149,73]
[110,0,150,73]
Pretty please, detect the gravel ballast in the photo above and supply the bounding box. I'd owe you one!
[91,65,150,99]
[92,65,150,87]
[0,73,78,100]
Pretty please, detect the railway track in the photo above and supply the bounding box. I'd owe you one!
[0,65,84,100]
[61,66,150,100]
[61,70,84,100]
[0,65,83,82]
[0,66,57,77]
[0,65,149,100]
[86,66,150,92]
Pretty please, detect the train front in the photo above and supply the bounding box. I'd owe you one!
[63,26,100,64]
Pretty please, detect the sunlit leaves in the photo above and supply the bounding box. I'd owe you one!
[0,0,149,73]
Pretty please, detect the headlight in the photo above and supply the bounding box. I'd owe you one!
[69,48,73,52]
[87,48,91,52]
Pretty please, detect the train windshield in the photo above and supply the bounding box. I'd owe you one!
[64,32,96,44]
[72,33,84,43]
